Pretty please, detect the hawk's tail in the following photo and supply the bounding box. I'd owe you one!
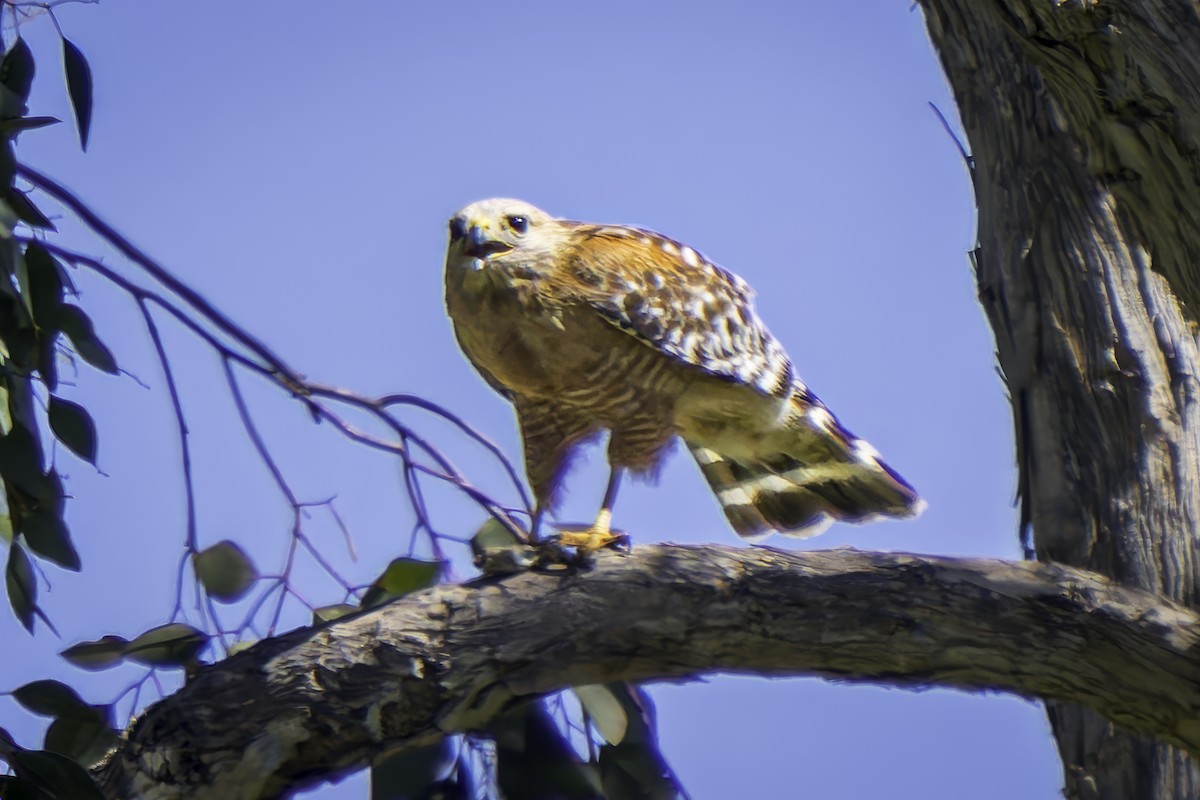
[688,390,924,540]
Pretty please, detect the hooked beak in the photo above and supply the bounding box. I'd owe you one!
[455,219,513,259]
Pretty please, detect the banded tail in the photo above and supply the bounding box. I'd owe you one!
[689,388,924,540]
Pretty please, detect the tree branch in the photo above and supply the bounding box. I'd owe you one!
[96,544,1200,800]
[923,2,1200,793]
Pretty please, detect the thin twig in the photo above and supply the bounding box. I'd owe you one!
[380,393,532,513]
[18,163,307,390]
[140,299,207,628]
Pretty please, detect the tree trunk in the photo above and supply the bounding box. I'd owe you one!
[922,2,1200,797]
[96,545,1200,800]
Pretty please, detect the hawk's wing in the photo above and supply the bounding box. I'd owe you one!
[560,224,794,397]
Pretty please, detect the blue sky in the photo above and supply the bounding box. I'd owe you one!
[2,2,1062,797]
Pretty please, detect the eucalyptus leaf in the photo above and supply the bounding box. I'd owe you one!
[59,635,128,671]
[0,422,49,499]
[125,623,207,668]
[21,508,79,571]
[48,395,96,464]
[194,540,257,602]
[61,38,92,150]
[10,748,105,800]
[370,739,452,800]
[4,188,54,230]
[0,115,59,134]
[362,557,441,608]
[489,701,603,799]
[56,304,117,374]
[5,539,35,631]
[12,679,96,721]
[313,603,357,623]
[574,684,628,745]
[43,715,119,768]
[0,38,34,106]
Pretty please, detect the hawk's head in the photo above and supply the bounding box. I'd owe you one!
[446,198,568,277]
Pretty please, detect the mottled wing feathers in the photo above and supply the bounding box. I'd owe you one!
[444,198,925,543]
[690,389,924,539]
[560,224,793,396]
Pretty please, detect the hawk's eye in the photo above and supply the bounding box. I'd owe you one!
[506,215,528,234]
[449,217,467,241]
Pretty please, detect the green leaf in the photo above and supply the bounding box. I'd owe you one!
[362,557,442,608]
[43,715,119,768]
[125,623,207,668]
[194,540,257,603]
[61,38,92,151]
[55,304,117,374]
[11,241,30,314]
[470,518,534,575]
[0,116,59,135]
[0,774,42,800]
[0,139,15,188]
[25,242,64,319]
[3,188,54,230]
[0,479,12,546]
[472,517,522,551]
[25,242,65,390]
[0,422,50,500]
[0,295,36,371]
[10,748,105,800]
[48,395,96,463]
[312,603,357,623]
[370,739,452,800]
[59,635,128,671]
[596,684,682,800]
[226,639,256,656]
[6,540,35,632]
[22,508,79,571]
[574,684,628,746]
[0,38,34,107]
[12,680,98,721]
[490,702,603,800]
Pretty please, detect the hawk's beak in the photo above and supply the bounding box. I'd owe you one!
[463,222,513,259]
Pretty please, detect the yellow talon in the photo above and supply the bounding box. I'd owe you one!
[554,509,627,552]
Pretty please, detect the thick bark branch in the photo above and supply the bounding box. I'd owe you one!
[923,2,1200,796]
[97,544,1200,799]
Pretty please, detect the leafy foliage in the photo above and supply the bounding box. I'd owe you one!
[0,30,110,637]
[362,557,443,608]
[194,541,258,603]
[60,37,91,150]
[0,11,685,799]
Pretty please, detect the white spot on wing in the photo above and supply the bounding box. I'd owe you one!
[808,406,834,431]
[738,474,793,495]
[717,486,754,507]
[680,246,699,267]
[660,240,679,256]
[853,439,882,463]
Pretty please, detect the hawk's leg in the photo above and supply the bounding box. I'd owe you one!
[515,398,600,542]
[528,506,546,542]
[556,467,627,551]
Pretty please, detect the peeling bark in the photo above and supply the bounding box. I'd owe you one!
[97,545,1200,799]
[922,1,1200,797]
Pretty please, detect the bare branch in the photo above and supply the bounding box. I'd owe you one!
[23,237,531,542]
[97,544,1200,800]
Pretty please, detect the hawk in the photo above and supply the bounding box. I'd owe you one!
[444,198,923,548]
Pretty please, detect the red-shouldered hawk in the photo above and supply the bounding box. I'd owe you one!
[445,198,923,548]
